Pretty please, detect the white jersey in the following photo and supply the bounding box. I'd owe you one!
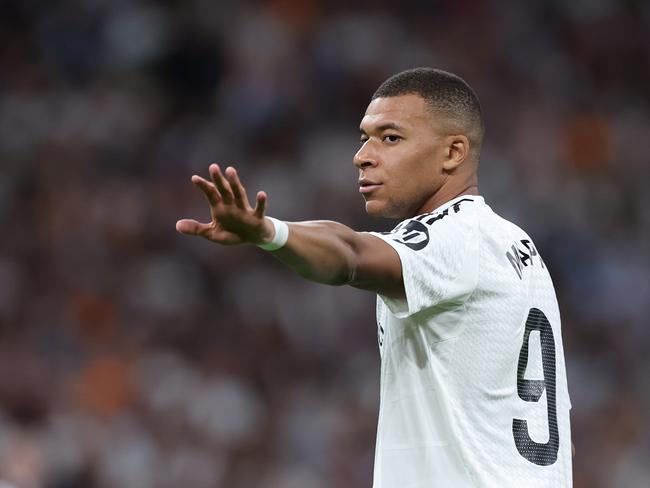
[369,195,572,488]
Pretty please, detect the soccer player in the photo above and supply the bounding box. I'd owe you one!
[176,68,573,487]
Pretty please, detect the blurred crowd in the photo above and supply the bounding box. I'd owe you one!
[0,0,648,487]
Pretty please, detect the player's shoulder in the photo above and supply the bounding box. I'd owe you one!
[378,195,483,251]
[478,202,536,244]
[476,204,551,282]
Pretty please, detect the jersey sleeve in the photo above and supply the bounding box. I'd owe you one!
[369,208,479,319]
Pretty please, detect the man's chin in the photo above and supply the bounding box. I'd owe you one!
[365,200,399,219]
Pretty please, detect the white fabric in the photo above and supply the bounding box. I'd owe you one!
[369,195,572,488]
[258,217,289,251]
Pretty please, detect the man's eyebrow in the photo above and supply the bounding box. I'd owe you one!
[359,122,404,134]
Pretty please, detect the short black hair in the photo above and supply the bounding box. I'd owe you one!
[372,68,484,158]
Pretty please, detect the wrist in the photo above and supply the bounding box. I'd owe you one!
[257,217,289,251]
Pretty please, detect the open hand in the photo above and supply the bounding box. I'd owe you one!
[176,164,273,245]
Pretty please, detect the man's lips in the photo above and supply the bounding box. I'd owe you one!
[359,179,381,194]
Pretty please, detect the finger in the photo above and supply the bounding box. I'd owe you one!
[176,219,211,237]
[254,191,267,219]
[191,175,220,207]
[209,164,234,204]
[224,166,250,209]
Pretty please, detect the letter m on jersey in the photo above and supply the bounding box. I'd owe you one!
[506,244,524,279]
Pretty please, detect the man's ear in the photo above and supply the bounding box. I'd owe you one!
[442,135,470,171]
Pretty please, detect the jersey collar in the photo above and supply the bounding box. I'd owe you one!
[418,194,484,218]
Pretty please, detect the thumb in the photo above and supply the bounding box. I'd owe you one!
[176,219,209,236]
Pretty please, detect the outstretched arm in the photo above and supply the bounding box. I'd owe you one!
[176,164,404,298]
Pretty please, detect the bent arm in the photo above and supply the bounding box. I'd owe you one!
[270,220,404,298]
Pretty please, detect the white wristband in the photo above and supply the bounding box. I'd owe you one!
[257,217,289,251]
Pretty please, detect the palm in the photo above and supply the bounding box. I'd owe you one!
[176,164,270,246]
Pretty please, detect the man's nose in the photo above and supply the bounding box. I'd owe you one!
[353,144,378,169]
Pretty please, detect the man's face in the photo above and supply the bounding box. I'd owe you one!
[354,94,449,219]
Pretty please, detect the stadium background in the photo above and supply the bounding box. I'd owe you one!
[0,0,648,486]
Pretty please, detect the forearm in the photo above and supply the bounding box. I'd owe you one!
[269,220,361,286]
